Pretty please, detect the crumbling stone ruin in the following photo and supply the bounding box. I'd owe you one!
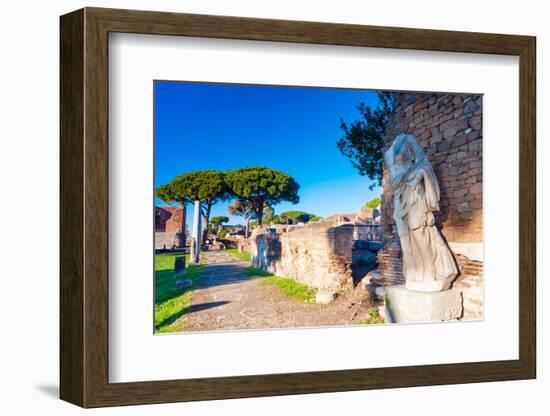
[250,209,383,300]
[252,222,354,292]
[249,92,483,320]
[155,206,186,250]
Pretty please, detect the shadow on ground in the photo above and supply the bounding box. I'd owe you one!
[35,384,58,399]
[156,300,230,329]
[196,263,258,289]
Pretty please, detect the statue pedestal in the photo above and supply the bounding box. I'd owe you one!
[379,285,463,323]
[405,276,454,292]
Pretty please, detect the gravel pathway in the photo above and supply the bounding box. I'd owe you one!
[181,251,372,332]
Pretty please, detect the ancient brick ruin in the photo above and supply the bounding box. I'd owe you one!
[155,206,186,250]
[250,212,383,297]
[249,92,483,319]
[376,92,483,320]
[252,222,355,292]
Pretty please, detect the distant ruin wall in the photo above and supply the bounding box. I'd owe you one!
[156,206,185,233]
[251,223,355,291]
[155,206,186,249]
[155,231,180,250]
[354,224,383,242]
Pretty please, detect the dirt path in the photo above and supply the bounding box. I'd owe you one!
[182,250,372,332]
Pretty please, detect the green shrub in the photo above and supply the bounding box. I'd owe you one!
[356,308,384,325]
[365,196,381,209]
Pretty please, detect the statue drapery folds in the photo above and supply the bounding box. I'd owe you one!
[385,134,458,292]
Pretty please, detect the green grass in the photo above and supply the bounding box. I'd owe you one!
[356,309,385,325]
[261,276,316,303]
[244,266,273,277]
[226,248,252,262]
[243,265,316,303]
[154,252,204,333]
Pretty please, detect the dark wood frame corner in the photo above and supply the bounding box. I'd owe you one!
[60,7,536,408]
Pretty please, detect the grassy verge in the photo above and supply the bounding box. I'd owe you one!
[244,265,316,303]
[154,252,204,333]
[262,276,316,303]
[244,266,272,277]
[225,248,252,262]
[356,309,385,325]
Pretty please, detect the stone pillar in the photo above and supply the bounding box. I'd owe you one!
[190,200,202,264]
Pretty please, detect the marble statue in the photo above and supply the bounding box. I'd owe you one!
[384,134,458,292]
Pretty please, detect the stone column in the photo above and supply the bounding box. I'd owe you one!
[190,200,202,264]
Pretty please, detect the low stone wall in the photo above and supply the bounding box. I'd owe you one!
[155,231,179,250]
[251,223,355,292]
[237,238,251,253]
[218,237,238,249]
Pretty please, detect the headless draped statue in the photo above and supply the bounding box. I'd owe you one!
[384,134,458,292]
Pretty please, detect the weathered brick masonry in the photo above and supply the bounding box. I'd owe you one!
[252,222,355,292]
[155,206,186,249]
[156,206,185,233]
[378,92,483,319]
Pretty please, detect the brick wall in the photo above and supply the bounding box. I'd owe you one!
[377,92,483,320]
[155,206,187,249]
[382,92,483,243]
[156,206,185,233]
[251,222,355,292]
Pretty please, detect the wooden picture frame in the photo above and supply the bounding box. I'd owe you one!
[60,7,536,408]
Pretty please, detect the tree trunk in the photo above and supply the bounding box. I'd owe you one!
[179,201,187,248]
[245,217,250,238]
[257,204,264,227]
[202,201,213,244]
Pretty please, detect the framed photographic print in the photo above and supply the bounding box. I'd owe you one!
[60,7,536,408]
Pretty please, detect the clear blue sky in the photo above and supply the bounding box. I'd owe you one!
[154,81,382,225]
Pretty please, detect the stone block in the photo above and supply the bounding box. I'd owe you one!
[443,127,457,139]
[316,291,336,304]
[469,182,482,194]
[174,256,186,278]
[381,285,463,323]
[374,285,386,298]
